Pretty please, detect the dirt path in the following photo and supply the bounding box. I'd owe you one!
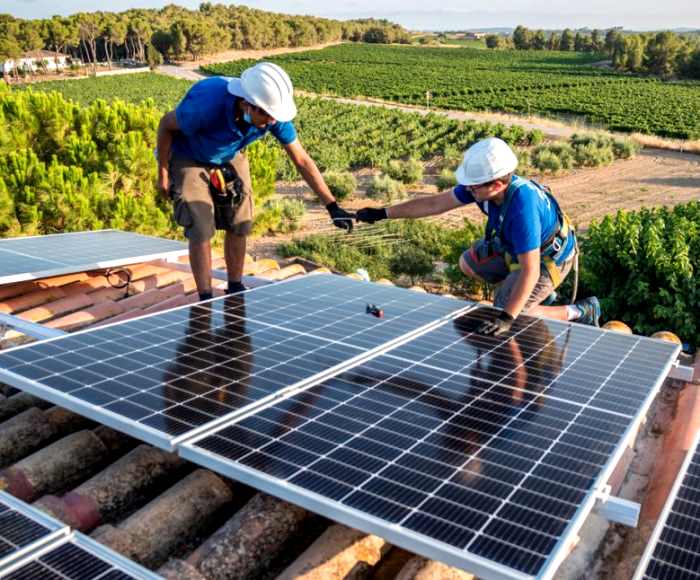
[172,42,343,70]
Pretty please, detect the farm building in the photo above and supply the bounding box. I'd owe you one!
[1,50,71,76]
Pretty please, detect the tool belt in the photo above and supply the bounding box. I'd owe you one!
[209,165,245,230]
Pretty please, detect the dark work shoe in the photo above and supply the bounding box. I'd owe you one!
[575,296,601,327]
[198,291,213,301]
[227,281,247,294]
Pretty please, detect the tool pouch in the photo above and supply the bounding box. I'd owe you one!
[209,165,245,230]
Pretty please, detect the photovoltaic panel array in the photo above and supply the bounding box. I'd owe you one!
[0,492,68,571]
[634,428,700,580]
[0,276,469,450]
[0,533,161,580]
[0,230,187,285]
[182,307,680,580]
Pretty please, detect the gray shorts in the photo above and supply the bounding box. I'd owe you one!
[462,239,573,311]
[169,152,254,242]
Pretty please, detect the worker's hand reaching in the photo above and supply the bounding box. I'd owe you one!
[477,311,515,337]
[356,207,388,224]
[326,202,354,231]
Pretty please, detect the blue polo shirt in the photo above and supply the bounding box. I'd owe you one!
[172,77,297,165]
[453,175,575,264]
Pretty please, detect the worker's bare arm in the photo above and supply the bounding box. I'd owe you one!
[386,190,463,219]
[284,140,335,206]
[503,249,540,318]
[156,111,180,196]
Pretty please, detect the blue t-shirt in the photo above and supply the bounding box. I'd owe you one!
[172,77,297,165]
[453,175,574,263]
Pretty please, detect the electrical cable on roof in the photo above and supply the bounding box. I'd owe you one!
[104,268,132,296]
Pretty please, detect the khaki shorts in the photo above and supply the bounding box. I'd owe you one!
[169,152,254,242]
[462,239,573,312]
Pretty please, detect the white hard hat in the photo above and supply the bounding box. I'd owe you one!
[227,62,297,123]
[455,138,518,186]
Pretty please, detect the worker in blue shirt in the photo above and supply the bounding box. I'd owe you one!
[157,62,353,301]
[356,137,601,336]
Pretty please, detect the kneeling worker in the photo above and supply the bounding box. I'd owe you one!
[356,137,600,336]
[157,62,353,300]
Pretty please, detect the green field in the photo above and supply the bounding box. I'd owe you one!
[24,73,543,177]
[204,43,700,140]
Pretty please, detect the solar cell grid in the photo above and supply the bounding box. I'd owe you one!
[0,230,187,284]
[0,492,67,570]
[183,308,680,579]
[0,276,469,450]
[636,429,700,580]
[1,533,161,580]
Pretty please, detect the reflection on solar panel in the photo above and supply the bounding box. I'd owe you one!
[0,492,68,571]
[182,307,680,579]
[634,428,700,580]
[0,230,187,284]
[0,276,469,450]
[1,533,161,580]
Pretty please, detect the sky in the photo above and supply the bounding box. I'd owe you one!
[4,0,699,30]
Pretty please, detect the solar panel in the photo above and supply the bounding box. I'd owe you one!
[0,532,161,579]
[0,491,68,571]
[634,428,700,580]
[0,276,469,450]
[181,307,680,580]
[0,230,187,285]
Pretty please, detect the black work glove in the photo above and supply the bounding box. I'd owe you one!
[326,201,354,231]
[356,207,388,224]
[477,311,515,337]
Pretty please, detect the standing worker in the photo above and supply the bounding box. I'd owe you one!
[157,62,353,300]
[356,137,601,336]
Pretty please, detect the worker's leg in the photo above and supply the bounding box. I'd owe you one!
[188,240,213,297]
[168,155,216,300]
[459,240,509,284]
[224,232,247,283]
[224,152,255,294]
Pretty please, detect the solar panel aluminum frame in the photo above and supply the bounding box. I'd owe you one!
[0,532,162,579]
[0,229,188,285]
[0,277,474,451]
[180,328,680,580]
[0,491,69,573]
[538,337,681,580]
[631,415,700,580]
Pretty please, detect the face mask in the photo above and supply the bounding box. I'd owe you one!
[243,111,252,124]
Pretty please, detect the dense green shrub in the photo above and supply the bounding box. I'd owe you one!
[0,89,278,239]
[253,198,306,236]
[435,168,457,190]
[526,129,545,146]
[323,171,357,201]
[278,218,484,293]
[580,201,700,342]
[367,174,407,201]
[385,158,424,184]
[531,149,563,173]
[612,138,640,159]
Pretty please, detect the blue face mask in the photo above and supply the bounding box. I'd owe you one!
[243,111,252,124]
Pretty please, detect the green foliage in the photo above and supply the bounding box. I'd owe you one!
[323,171,357,201]
[435,168,457,190]
[0,88,277,239]
[252,198,306,236]
[367,174,406,202]
[205,43,700,140]
[385,158,423,184]
[389,247,434,284]
[279,218,484,292]
[580,202,700,342]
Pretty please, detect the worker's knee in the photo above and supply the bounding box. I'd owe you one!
[459,254,481,280]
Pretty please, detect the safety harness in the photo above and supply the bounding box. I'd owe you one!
[485,176,576,288]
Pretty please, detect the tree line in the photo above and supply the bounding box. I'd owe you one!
[484,26,700,79]
[0,3,409,73]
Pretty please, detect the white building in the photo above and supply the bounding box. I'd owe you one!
[2,50,69,76]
